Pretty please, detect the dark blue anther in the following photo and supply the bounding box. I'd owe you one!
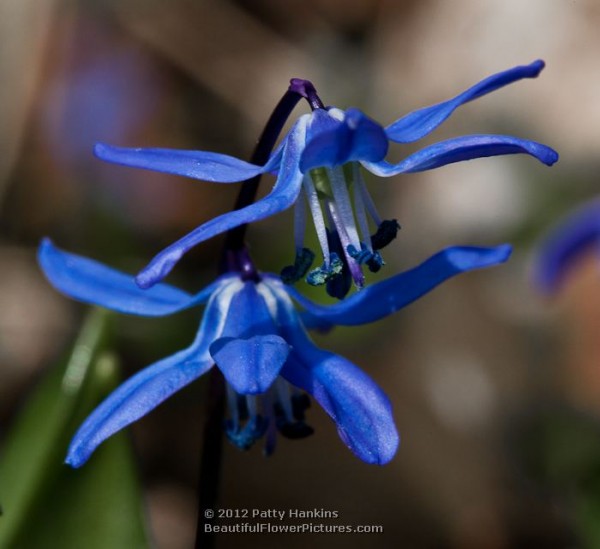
[280,247,316,284]
[347,243,374,265]
[225,416,268,450]
[347,243,384,273]
[291,393,311,421]
[273,399,314,440]
[366,252,384,273]
[326,265,351,300]
[278,421,314,439]
[306,253,343,286]
[371,219,401,251]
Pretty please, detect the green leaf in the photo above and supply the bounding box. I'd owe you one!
[0,309,150,548]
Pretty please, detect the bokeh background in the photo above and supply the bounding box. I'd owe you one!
[1,1,600,547]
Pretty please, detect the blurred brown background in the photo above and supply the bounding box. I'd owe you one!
[1,1,600,547]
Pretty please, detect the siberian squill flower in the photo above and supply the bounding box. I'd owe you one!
[38,238,511,466]
[534,199,600,293]
[94,60,557,297]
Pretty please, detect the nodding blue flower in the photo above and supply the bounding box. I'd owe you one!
[94,60,557,297]
[38,238,511,466]
[534,199,600,294]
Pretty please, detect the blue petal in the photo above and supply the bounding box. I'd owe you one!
[534,200,600,293]
[299,311,334,333]
[94,142,282,182]
[38,238,224,316]
[385,60,545,143]
[135,115,309,288]
[284,244,512,326]
[210,335,290,395]
[262,284,398,464]
[305,108,341,140]
[209,281,289,394]
[67,352,213,467]
[216,281,279,339]
[363,134,558,176]
[300,108,388,171]
[65,281,231,467]
[282,345,398,465]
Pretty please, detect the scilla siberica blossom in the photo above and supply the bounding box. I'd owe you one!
[94,60,557,298]
[39,239,510,466]
[534,199,600,294]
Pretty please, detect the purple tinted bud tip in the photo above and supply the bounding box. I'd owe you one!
[289,78,324,110]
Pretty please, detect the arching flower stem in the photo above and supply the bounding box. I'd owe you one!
[222,79,324,255]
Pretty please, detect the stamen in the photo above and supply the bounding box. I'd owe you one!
[327,201,365,288]
[291,393,311,421]
[223,376,314,452]
[303,175,330,266]
[246,395,258,420]
[273,381,314,440]
[226,383,240,432]
[323,229,352,299]
[347,243,371,264]
[293,191,307,252]
[306,253,343,286]
[280,248,315,284]
[274,378,294,422]
[354,165,382,227]
[279,421,314,440]
[328,167,361,252]
[263,389,278,457]
[347,243,385,273]
[371,219,401,251]
[351,166,374,252]
[224,388,269,450]
[366,252,384,272]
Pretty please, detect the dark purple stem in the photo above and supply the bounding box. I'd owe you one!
[289,78,325,110]
[221,78,324,257]
[195,369,225,549]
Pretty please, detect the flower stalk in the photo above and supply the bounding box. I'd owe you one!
[221,79,323,255]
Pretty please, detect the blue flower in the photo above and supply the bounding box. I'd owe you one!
[534,199,600,293]
[94,60,557,296]
[38,238,511,466]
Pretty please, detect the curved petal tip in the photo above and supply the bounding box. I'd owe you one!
[445,243,512,270]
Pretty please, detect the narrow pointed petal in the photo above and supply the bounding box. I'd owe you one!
[38,238,224,316]
[261,283,398,464]
[363,135,558,177]
[385,60,545,143]
[94,143,281,182]
[284,244,512,326]
[282,346,398,465]
[67,352,212,468]
[534,200,600,293]
[210,335,290,395]
[300,108,388,171]
[65,282,232,467]
[135,116,309,288]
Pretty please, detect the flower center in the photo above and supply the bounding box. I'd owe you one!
[281,162,400,298]
[224,378,313,454]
